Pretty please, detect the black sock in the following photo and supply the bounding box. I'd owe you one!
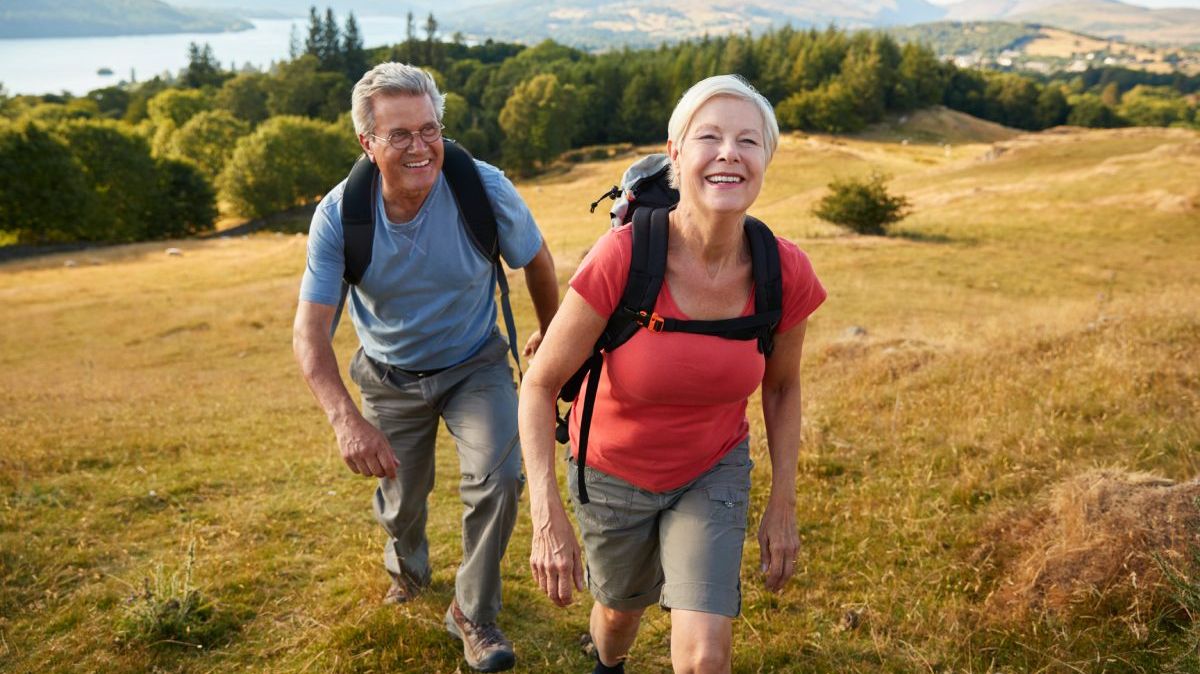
[592,656,625,674]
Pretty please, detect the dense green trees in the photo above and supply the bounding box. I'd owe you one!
[4,11,1199,245]
[217,116,357,218]
[0,118,214,242]
[499,73,580,175]
[0,120,94,242]
[165,110,250,180]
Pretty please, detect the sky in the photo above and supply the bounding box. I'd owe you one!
[927,0,1200,5]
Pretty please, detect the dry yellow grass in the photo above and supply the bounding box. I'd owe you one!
[2,115,1199,672]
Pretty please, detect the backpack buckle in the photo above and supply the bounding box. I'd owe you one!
[637,310,665,333]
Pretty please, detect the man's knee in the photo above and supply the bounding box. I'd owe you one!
[461,450,523,505]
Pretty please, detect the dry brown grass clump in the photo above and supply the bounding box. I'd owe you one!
[979,469,1200,625]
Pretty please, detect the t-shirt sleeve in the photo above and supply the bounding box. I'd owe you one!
[569,226,632,319]
[477,160,544,269]
[298,191,347,307]
[776,237,826,333]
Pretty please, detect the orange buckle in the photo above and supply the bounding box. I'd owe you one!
[646,312,665,333]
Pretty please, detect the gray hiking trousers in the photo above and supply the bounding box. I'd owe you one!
[348,332,523,624]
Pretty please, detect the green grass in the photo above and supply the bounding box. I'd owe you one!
[2,124,1199,672]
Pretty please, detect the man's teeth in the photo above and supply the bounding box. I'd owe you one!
[706,175,743,184]
[405,159,431,168]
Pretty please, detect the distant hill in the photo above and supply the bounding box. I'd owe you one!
[440,0,949,49]
[890,21,1200,74]
[0,0,251,39]
[943,0,1200,46]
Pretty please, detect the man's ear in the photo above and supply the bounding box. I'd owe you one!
[357,133,375,161]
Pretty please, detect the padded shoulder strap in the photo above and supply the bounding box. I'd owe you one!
[342,154,378,286]
[744,216,783,356]
[606,206,670,351]
[441,140,498,261]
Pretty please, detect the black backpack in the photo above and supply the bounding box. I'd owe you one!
[331,140,522,374]
[563,156,783,503]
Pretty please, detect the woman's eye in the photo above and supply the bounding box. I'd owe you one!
[739,138,759,146]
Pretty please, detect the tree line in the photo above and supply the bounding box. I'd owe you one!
[3,8,1198,244]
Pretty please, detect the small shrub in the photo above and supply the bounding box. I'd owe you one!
[115,540,232,649]
[813,171,911,236]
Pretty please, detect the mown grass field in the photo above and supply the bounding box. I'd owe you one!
[2,112,1199,673]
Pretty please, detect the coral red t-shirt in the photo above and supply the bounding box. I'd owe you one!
[568,224,827,492]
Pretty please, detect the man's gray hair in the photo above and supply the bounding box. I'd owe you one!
[351,62,445,136]
[666,74,780,188]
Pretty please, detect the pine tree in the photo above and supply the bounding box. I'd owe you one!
[343,13,367,80]
[424,13,439,68]
[405,12,418,64]
[305,7,322,59]
[321,8,342,73]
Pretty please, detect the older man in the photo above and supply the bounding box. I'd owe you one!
[293,62,558,673]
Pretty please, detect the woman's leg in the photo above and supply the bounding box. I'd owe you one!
[670,609,733,674]
[591,602,646,667]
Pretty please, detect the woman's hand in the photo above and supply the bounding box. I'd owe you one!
[757,496,800,592]
[529,501,585,606]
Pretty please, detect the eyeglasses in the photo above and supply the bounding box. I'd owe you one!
[368,123,444,151]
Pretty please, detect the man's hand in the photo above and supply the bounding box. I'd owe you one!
[334,414,399,479]
[758,497,800,593]
[522,329,544,358]
[529,502,585,607]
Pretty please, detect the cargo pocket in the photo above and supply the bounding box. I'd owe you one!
[568,458,630,530]
[707,485,749,524]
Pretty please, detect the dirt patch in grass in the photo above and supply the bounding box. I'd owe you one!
[977,469,1200,624]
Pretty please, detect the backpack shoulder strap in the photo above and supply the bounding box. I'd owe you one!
[604,206,670,351]
[330,154,379,339]
[744,216,783,356]
[441,140,522,377]
[342,153,378,285]
[441,140,498,261]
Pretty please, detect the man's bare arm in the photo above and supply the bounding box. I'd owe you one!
[292,300,398,478]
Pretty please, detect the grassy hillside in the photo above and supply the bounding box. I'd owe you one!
[2,121,1199,672]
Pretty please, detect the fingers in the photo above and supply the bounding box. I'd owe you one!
[530,552,572,606]
[763,535,800,593]
[377,447,398,479]
[554,558,575,606]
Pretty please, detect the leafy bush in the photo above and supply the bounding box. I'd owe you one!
[147,88,211,128]
[813,171,910,236]
[166,110,249,180]
[0,120,95,242]
[154,157,217,237]
[499,73,580,175]
[217,115,358,218]
[215,72,270,126]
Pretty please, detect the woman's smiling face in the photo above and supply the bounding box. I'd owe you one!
[669,95,767,217]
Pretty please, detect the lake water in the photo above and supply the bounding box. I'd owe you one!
[0,17,417,96]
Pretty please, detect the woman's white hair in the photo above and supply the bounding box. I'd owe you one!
[351,62,445,136]
[666,74,779,188]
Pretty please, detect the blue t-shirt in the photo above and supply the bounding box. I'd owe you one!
[300,159,544,369]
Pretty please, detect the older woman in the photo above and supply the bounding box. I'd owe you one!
[517,75,826,674]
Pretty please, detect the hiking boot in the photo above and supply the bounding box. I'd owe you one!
[444,599,516,672]
[382,575,423,604]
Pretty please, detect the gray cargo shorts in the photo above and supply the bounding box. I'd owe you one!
[567,439,753,618]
